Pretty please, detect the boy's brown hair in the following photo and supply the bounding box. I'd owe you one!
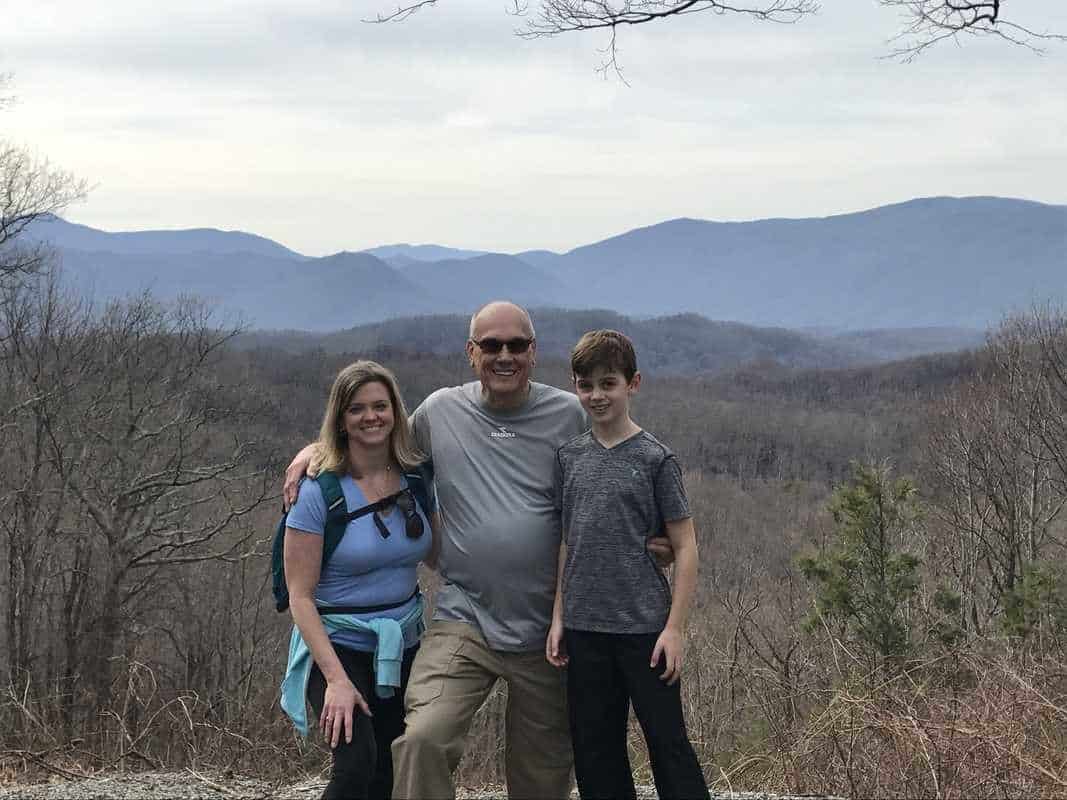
[570,329,638,382]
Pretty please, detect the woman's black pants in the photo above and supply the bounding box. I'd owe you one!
[307,643,418,800]
[564,629,709,800]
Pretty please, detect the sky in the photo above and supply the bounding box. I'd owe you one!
[2,0,1066,256]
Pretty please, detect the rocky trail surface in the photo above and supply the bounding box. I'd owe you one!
[0,771,839,800]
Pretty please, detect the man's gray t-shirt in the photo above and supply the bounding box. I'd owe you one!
[411,381,587,651]
[554,429,690,634]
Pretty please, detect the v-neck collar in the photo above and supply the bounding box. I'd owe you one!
[591,428,644,452]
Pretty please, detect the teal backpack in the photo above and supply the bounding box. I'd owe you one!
[271,466,432,613]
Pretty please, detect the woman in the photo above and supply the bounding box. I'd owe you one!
[281,360,434,800]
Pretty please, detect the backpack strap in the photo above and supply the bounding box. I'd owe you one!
[320,464,433,568]
[315,472,349,568]
[402,462,434,517]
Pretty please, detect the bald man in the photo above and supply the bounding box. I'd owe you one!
[286,302,581,798]
[395,301,584,799]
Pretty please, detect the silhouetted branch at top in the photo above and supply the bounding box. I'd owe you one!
[367,0,1065,71]
[520,0,816,78]
[368,0,816,78]
[521,0,815,33]
[881,0,1067,60]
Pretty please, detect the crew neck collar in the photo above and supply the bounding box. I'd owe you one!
[473,381,538,416]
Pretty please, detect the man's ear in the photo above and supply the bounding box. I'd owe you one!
[465,339,476,367]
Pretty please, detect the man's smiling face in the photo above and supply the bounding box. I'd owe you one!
[466,303,536,409]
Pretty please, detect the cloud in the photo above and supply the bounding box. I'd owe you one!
[1,0,1065,254]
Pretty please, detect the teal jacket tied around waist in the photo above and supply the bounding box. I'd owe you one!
[280,597,425,736]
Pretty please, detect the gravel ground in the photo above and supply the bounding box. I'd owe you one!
[0,771,840,800]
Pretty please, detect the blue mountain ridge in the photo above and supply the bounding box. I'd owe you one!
[24,196,1066,333]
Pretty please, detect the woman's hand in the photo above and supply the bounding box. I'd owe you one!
[320,677,372,749]
[546,619,568,668]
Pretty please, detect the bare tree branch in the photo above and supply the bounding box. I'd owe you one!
[522,0,816,75]
[882,0,1067,60]
[522,0,815,34]
[367,0,1064,71]
[364,0,438,23]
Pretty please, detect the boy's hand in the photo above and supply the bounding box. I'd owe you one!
[546,620,568,668]
[283,444,319,510]
[651,626,685,685]
[647,535,676,568]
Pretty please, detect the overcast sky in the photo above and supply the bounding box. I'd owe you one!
[2,0,1065,255]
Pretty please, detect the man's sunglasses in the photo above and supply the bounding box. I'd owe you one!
[470,337,534,355]
[373,489,424,540]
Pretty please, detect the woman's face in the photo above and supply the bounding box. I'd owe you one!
[341,380,395,452]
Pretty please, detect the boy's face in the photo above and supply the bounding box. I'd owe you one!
[573,366,640,428]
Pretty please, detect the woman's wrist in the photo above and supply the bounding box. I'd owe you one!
[323,669,351,687]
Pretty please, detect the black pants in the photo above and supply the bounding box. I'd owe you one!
[307,644,418,800]
[565,629,709,800]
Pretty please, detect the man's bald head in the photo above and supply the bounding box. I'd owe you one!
[466,301,537,410]
[469,301,536,340]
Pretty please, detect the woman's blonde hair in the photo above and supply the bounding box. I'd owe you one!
[311,360,425,476]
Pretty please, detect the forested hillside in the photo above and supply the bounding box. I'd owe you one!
[238,309,985,374]
[6,256,1067,796]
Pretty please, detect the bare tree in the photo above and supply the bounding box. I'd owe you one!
[0,142,88,276]
[48,295,269,706]
[881,0,1067,60]
[0,266,95,720]
[922,311,1067,643]
[0,269,271,721]
[0,74,85,276]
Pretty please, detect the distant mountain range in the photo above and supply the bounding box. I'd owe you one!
[22,196,1066,335]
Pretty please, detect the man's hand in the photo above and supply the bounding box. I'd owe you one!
[283,443,319,510]
[546,619,568,668]
[647,535,676,569]
[651,626,685,685]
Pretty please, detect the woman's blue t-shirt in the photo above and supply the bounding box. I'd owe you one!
[286,473,431,652]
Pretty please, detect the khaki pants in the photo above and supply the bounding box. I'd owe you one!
[391,620,573,800]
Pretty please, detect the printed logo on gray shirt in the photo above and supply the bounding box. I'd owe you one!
[489,425,517,439]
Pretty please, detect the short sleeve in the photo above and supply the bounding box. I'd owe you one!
[653,455,690,522]
[285,478,328,535]
[553,448,565,513]
[410,400,432,458]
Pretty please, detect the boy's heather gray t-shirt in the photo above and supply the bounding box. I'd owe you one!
[555,429,691,634]
[411,381,587,651]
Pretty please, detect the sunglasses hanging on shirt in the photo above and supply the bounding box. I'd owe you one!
[372,488,424,540]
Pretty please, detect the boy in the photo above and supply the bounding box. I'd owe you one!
[547,329,709,800]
